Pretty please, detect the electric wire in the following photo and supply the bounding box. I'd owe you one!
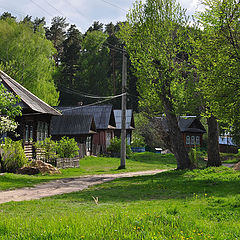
[98,0,127,13]
[58,85,124,99]
[60,93,126,112]
[29,0,54,17]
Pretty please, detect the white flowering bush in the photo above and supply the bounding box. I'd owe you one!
[0,116,18,135]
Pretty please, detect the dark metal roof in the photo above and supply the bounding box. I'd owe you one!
[157,116,206,133]
[56,105,116,129]
[114,109,135,130]
[50,114,96,135]
[0,70,61,116]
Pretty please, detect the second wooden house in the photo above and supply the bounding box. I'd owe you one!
[56,105,116,155]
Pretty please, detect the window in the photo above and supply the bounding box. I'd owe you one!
[25,125,29,142]
[86,136,91,152]
[196,136,200,145]
[25,124,33,142]
[37,121,48,141]
[191,136,195,145]
[106,132,112,147]
[186,136,190,145]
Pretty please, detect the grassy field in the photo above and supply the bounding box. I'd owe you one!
[0,152,177,191]
[0,166,239,239]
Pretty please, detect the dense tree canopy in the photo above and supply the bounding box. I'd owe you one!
[119,0,192,169]
[0,17,59,105]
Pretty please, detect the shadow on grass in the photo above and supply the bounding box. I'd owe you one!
[130,152,176,165]
[51,167,240,204]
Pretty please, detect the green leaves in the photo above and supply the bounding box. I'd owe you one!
[0,19,59,105]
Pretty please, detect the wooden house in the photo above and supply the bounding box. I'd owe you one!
[158,116,206,148]
[219,135,238,154]
[0,71,61,158]
[113,109,135,145]
[56,105,116,155]
[179,117,206,148]
[50,114,96,157]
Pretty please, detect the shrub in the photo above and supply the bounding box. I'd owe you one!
[0,138,27,173]
[189,147,205,168]
[107,137,132,156]
[56,137,79,158]
[131,134,146,148]
[34,137,57,161]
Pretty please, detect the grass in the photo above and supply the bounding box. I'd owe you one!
[0,166,239,239]
[0,152,177,191]
[220,152,240,164]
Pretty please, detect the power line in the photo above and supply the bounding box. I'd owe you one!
[61,93,126,112]
[99,0,127,13]
[43,0,84,32]
[64,0,92,22]
[59,85,124,99]
[29,0,53,17]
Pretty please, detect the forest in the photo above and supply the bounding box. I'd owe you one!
[0,12,138,110]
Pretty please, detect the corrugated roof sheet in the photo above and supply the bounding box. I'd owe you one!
[0,70,61,116]
[56,105,116,129]
[114,109,135,129]
[50,114,96,135]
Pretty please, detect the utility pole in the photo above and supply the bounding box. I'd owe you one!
[119,50,127,169]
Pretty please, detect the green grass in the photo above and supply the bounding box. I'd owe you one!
[0,166,239,239]
[0,152,177,191]
[220,152,240,164]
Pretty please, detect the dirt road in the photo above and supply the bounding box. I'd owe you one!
[0,169,168,204]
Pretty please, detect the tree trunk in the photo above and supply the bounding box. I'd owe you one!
[161,95,191,169]
[207,116,221,167]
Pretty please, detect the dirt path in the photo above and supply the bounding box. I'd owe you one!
[0,169,168,204]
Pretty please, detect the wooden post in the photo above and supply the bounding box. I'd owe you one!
[119,50,127,169]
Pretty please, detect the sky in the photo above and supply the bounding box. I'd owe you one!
[0,0,204,32]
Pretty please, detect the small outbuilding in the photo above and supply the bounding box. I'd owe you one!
[56,105,116,155]
[50,114,96,157]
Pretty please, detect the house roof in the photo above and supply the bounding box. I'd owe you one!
[157,116,206,133]
[219,136,236,146]
[114,109,135,130]
[50,114,96,136]
[0,70,61,116]
[56,105,116,130]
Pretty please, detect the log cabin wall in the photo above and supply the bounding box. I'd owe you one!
[15,113,52,159]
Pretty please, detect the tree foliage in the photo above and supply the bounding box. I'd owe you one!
[0,17,59,105]
[193,0,240,143]
[119,0,192,169]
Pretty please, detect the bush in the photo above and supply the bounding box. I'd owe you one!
[0,138,27,173]
[131,134,146,148]
[189,147,205,168]
[107,137,132,156]
[56,137,79,158]
[34,137,57,161]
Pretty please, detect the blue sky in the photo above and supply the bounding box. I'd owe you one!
[0,0,204,32]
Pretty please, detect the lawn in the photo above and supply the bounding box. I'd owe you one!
[0,152,177,191]
[220,152,240,164]
[0,166,239,239]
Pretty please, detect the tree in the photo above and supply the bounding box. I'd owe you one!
[0,81,21,137]
[46,17,69,66]
[192,0,240,165]
[0,18,59,105]
[60,24,82,88]
[119,0,192,169]
[77,30,111,98]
